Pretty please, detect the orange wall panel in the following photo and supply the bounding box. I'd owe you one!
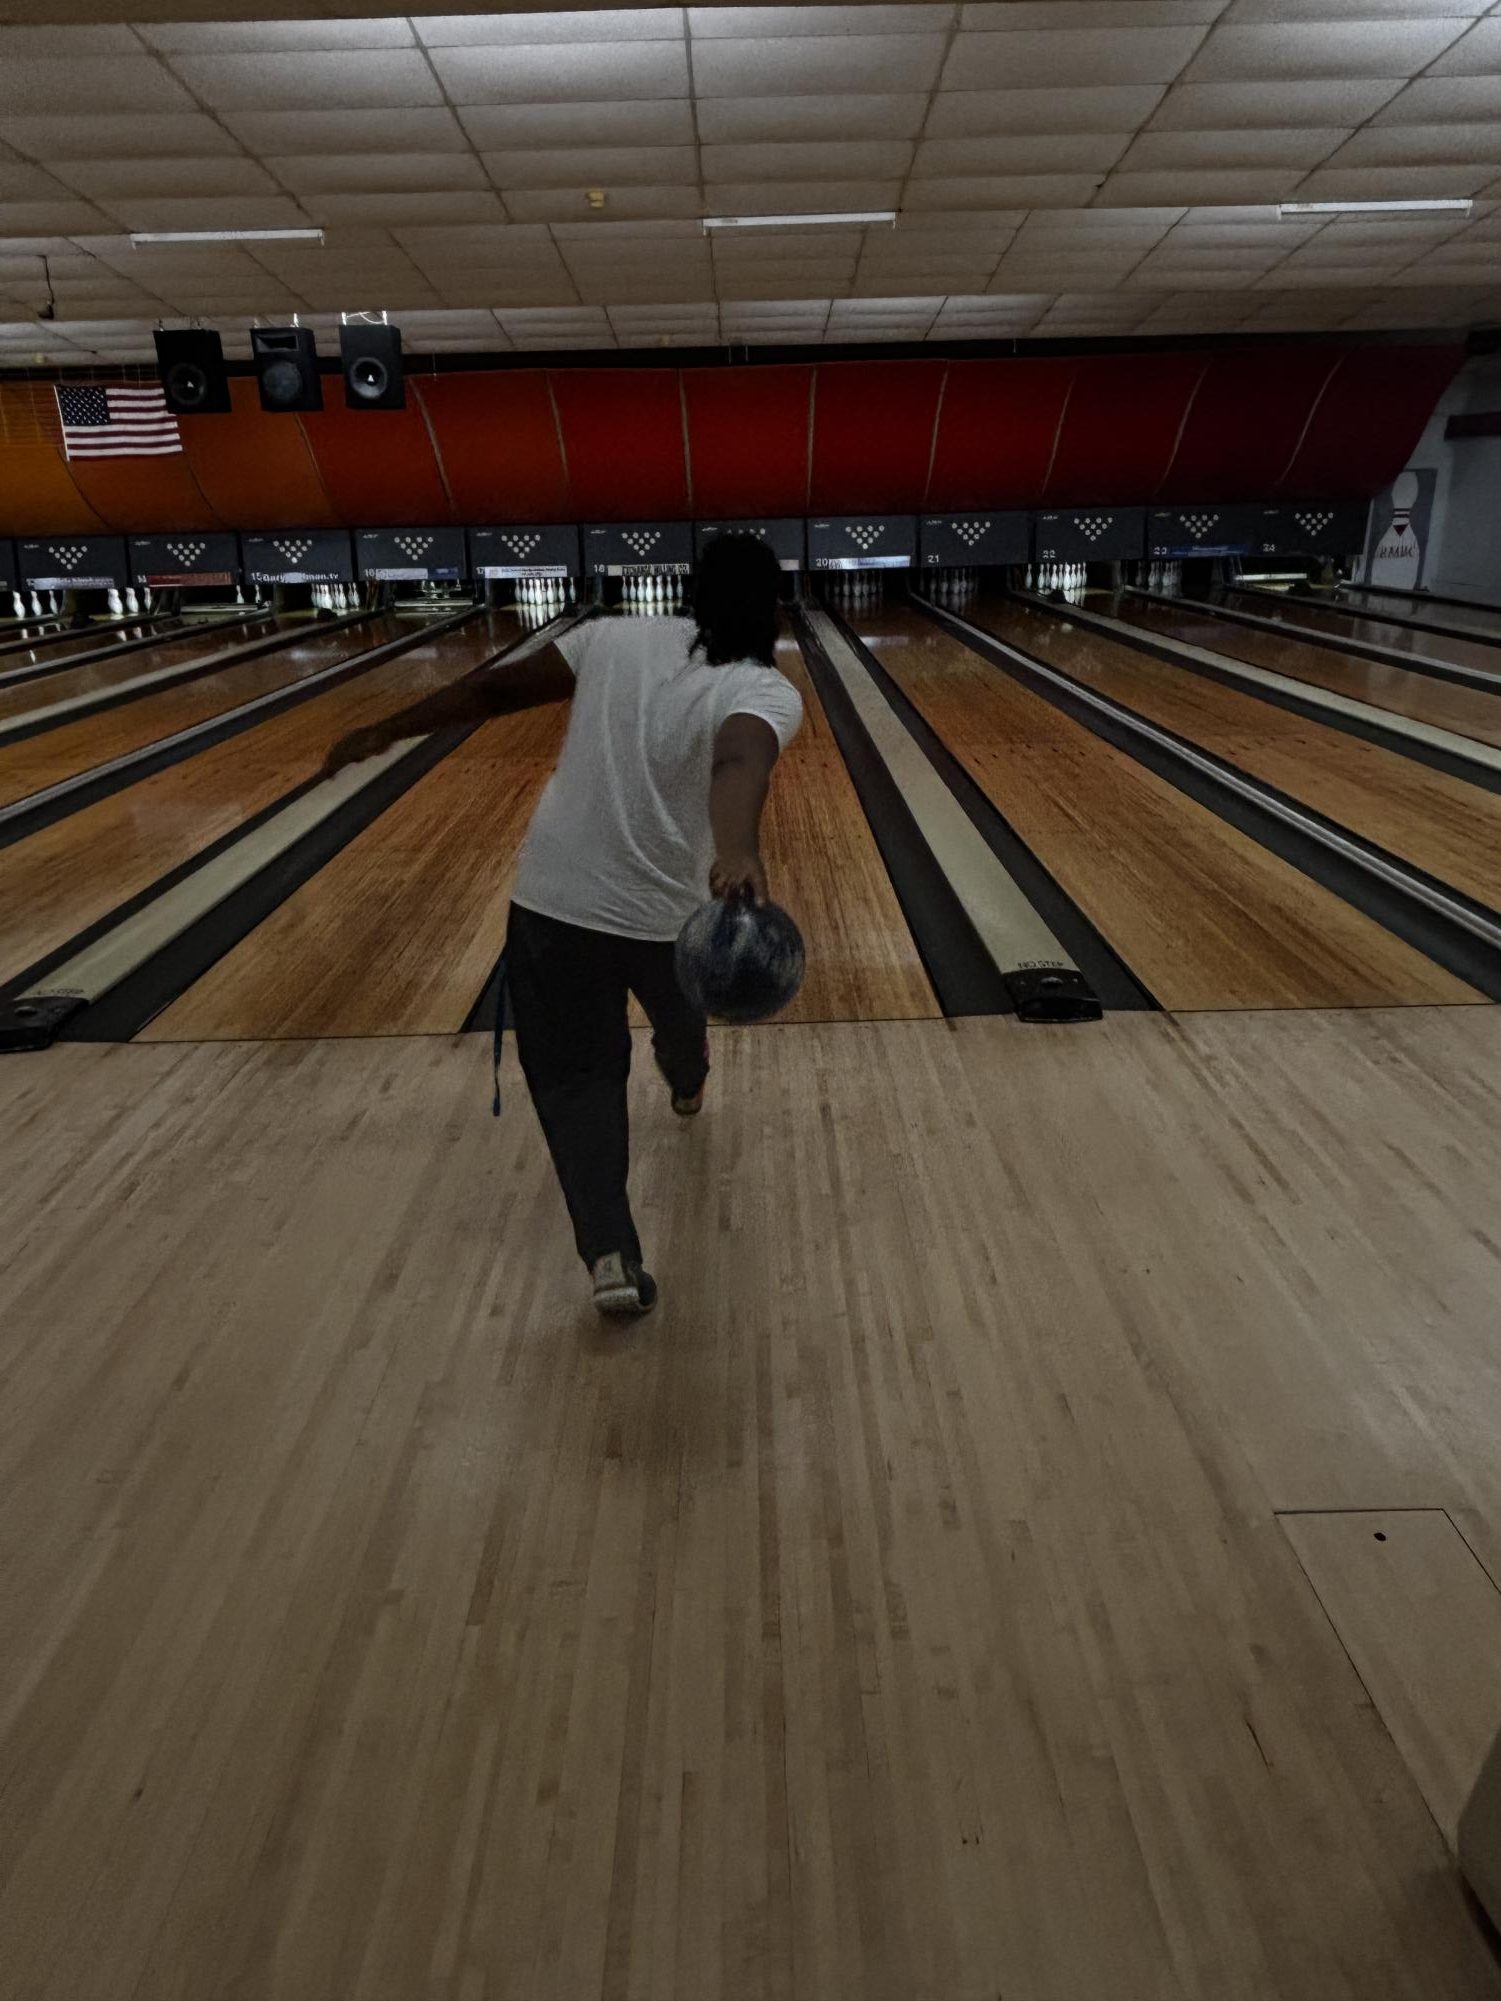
[809,359,946,513]
[926,356,1078,509]
[65,453,224,532]
[0,445,103,536]
[682,365,813,517]
[300,397,452,525]
[1045,351,1208,503]
[550,368,689,521]
[414,372,570,523]
[179,377,337,529]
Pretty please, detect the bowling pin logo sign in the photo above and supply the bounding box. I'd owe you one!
[1366,469,1433,590]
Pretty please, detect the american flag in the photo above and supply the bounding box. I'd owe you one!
[55,383,182,460]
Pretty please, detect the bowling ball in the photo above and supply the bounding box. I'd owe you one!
[675,895,805,1024]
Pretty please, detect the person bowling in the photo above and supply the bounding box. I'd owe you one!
[321,532,802,1316]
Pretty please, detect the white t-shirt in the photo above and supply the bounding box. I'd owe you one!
[512,614,804,941]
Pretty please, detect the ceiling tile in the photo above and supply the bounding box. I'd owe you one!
[1098,167,1306,204]
[223,110,470,155]
[702,140,912,180]
[717,269,846,297]
[0,25,142,54]
[0,200,113,233]
[414,9,685,44]
[505,186,703,221]
[458,101,696,147]
[0,114,241,160]
[393,223,556,252]
[903,174,1109,208]
[53,158,280,200]
[269,154,490,194]
[1148,79,1405,126]
[432,42,690,103]
[1185,19,1469,80]
[139,19,416,53]
[1116,126,1346,169]
[93,194,316,232]
[1430,19,1501,73]
[0,162,77,200]
[1227,0,1484,12]
[697,93,926,142]
[170,52,445,112]
[1322,123,1501,168]
[704,178,903,211]
[1374,77,1501,125]
[1293,163,1495,200]
[940,26,1207,90]
[692,34,947,96]
[301,191,507,227]
[482,146,699,189]
[963,1,1225,21]
[913,134,1131,174]
[6,59,197,115]
[691,4,952,32]
[924,84,1167,136]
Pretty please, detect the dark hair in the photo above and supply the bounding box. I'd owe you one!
[690,532,782,667]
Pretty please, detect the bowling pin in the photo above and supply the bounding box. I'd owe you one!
[11,589,23,620]
[106,585,122,617]
[234,582,245,606]
[143,585,153,610]
[29,589,43,619]
[124,586,137,616]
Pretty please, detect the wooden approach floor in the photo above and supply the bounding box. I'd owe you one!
[4,1010,1501,2000]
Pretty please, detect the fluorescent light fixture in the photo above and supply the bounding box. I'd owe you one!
[129,227,325,246]
[1278,199,1472,217]
[702,209,897,231]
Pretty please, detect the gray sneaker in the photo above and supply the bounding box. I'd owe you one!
[590,1253,659,1316]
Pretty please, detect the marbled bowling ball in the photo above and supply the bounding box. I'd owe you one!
[674,896,806,1025]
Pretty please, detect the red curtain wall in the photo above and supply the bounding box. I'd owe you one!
[0,343,1462,536]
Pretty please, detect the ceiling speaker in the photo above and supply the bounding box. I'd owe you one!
[252,325,322,412]
[154,328,231,415]
[340,322,405,411]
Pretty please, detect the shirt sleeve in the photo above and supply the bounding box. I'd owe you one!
[554,620,597,675]
[722,667,804,752]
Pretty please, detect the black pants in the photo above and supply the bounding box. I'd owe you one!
[505,903,710,1268]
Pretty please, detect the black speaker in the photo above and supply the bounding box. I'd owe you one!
[154,328,231,414]
[252,325,322,412]
[340,322,405,411]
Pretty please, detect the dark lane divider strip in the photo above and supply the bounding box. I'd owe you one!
[1186,589,1501,692]
[1237,581,1501,650]
[0,610,461,853]
[0,614,585,1049]
[918,594,1501,1003]
[0,616,194,682]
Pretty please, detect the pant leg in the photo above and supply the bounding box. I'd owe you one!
[504,905,640,1267]
[626,938,710,1101]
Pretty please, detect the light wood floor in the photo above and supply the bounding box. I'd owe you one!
[4,1010,1501,1999]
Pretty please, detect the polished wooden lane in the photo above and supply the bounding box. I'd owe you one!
[0,619,158,673]
[0,615,517,991]
[0,615,391,811]
[1332,584,1501,643]
[1220,588,1501,678]
[0,615,283,725]
[850,604,1475,1010]
[4,1009,1501,1998]
[973,596,1501,915]
[1115,594,1501,748]
[141,630,938,1039]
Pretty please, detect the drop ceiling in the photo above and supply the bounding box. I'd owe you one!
[3,0,1501,364]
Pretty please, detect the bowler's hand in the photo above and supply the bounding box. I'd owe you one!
[320,724,391,781]
[710,852,767,904]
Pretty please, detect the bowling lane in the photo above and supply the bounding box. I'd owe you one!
[0,614,283,724]
[0,613,517,992]
[0,615,385,811]
[971,595,1501,915]
[1218,588,1501,679]
[1111,594,1501,749]
[139,629,939,1040]
[0,619,164,674]
[847,602,1476,1010]
[1331,585,1501,643]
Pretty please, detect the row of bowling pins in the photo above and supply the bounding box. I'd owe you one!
[313,582,361,611]
[622,571,684,609]
[1027,562,1088,603]
[516,576,574,609]
[826,572,884,608]
[11,589,65,621]
[1141,560,1181,596]
[927,566,980,605]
